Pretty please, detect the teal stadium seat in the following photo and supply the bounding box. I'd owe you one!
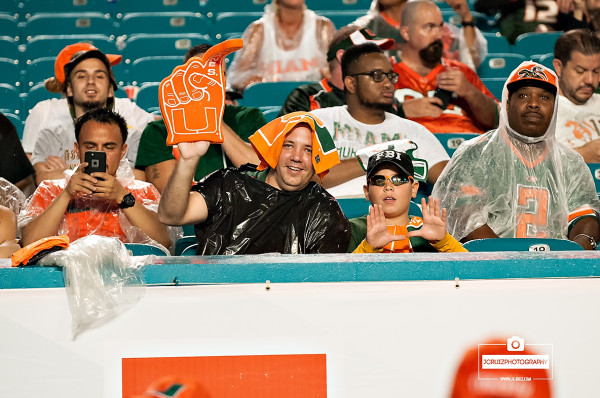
[0,13,21,41]
[260,106,281,122]
[175,236,196,256]
[587,163,600,196]
[130,56,182,86]
[338,197,423,219]
[24,34,119,62]
[513,32,562,59]
[123,33,212,64]
[480,77,505,99]
[22,0,106,14]
[241,81,316,108]
[0,58,22,90]
[24,83,61,115]
[4,113,23,139]
[304,0,373,11]
[0,84,23,116]
[463,238,583,252]
[435,132,479,157]
[4,1,24,20]
[111,0,201,14]
[25,56,54,88]
[0,36,21,63]
[201,0,269,17]
[537,53,555,71]
[135,82,160,113]
[482,32,511,53]
[212,12,263,40]
[125,243,169,256]
[24,13,117,39]
[316,10,366,28]
[477,53,526,79]
[119,12,211,38]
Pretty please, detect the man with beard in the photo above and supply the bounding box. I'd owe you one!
[310,43,449,198]
[392,0,498,134]
[553,29,600,163]
[433,61,600,249]
[24,43,155,184]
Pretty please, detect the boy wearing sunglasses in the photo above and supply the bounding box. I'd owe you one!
[353,149,466,253]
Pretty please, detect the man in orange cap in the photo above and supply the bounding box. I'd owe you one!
[158,112,350,255]
[434,61,600,249]
[22,43,155,184]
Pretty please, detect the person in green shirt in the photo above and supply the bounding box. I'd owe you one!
[135,43,266,192]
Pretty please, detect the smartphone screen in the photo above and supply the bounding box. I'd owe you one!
[84,151,107,175]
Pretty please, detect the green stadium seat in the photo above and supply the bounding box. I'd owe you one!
[537,53,555,71]
[212,12,262,40]
[135,82,160,113]
[463,238,583,252]
[0,84,23,116]
[175,236,196,256]
[23,83,62,115]
[316,10,365,29]
[0,13,21,41]
[477,53,526,79]
[25,56,54,88]
[482,32,511,54]
[339,198,423,219]
[24,34,119,62]
[0,36,22,62]
[123,33,212,64]
[435,132,480,157]
[125,243,169,256]
[0,58,22,90]
[24,13,117,39]
[119,12,211,38]
[241,81,316,108]
[513,32,562,58]
[260,106,281,122]
[130,55,182,86]
[22,0,106,15]
[201,0,268,17]
[111,0,201,15]
[587,163,600,196]
[480,77,505,99]
[305,0,372,11]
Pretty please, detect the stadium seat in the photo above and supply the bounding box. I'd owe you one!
[23,83,62,115]
[0,84,23,116]
[201,0,269,17]
[0,36,22,62]
[338,197,422,219]
[241,81,315,108]
[481,77,505,99]
[130,55,181,86]
[119,12,211,38]
[4,1,24,20]
[260,106,281,122]
[316,10,365,28]
[482,32,511,54]
[537,53,555,71]
[122,33,212,64]
[21,0,106,14]
[181,242,198,256]
[125,243,169,256]
[0,13,21,41]
[436,132,479,157]
[175,236,196,256]
[477,53,526,79]
[24,13,117,39]
[111,0,201,15]
[25,56,54,88]
[212,12,262,40]
[3,112,23,139]
[24,34,119,62]
[135,82,160,113]
[513,32,562,58]
[462,238,583,252]
[587,163,600,196]
[305,0,372,11]
[0,58,22,90]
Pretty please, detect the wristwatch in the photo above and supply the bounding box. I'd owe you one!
[118,192,136,209]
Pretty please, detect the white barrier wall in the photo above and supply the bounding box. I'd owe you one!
[0,277,599,397]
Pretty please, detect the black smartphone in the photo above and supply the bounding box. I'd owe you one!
[433,87,453,110]
[84,151,107,175]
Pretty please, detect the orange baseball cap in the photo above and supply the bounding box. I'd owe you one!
[54,42,122,85]
[506,61,557,97]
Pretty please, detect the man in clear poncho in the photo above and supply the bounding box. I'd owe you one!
[433,61,600,249]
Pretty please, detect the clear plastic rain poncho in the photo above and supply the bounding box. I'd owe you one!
[433,61,600,241]
[227,3,333,92]
[19,159,181,253]
[0,177,26,215]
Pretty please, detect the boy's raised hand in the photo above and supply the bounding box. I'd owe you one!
[407,196,447,243]
[366,204,405,249]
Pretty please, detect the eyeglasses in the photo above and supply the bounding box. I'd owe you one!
[368,174,412,187]
[350,70,399,84]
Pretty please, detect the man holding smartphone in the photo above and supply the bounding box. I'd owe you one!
[21,108,171,250]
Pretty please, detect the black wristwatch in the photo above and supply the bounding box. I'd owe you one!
[118,192,136,209]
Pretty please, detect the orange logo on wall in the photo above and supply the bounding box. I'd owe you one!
[159,39,243,145]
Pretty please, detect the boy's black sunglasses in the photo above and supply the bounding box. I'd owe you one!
[368,174,412,187]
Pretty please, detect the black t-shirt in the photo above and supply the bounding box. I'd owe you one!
[191,167,350,255]
[0,113,35,185]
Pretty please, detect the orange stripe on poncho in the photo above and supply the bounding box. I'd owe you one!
[249,111,340,180]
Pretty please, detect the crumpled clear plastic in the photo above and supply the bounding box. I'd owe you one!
[227,4,333,91]
[0,177,26,215]
[433,62,600,241]
[38,235,148,339]
[19,159,182,253]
